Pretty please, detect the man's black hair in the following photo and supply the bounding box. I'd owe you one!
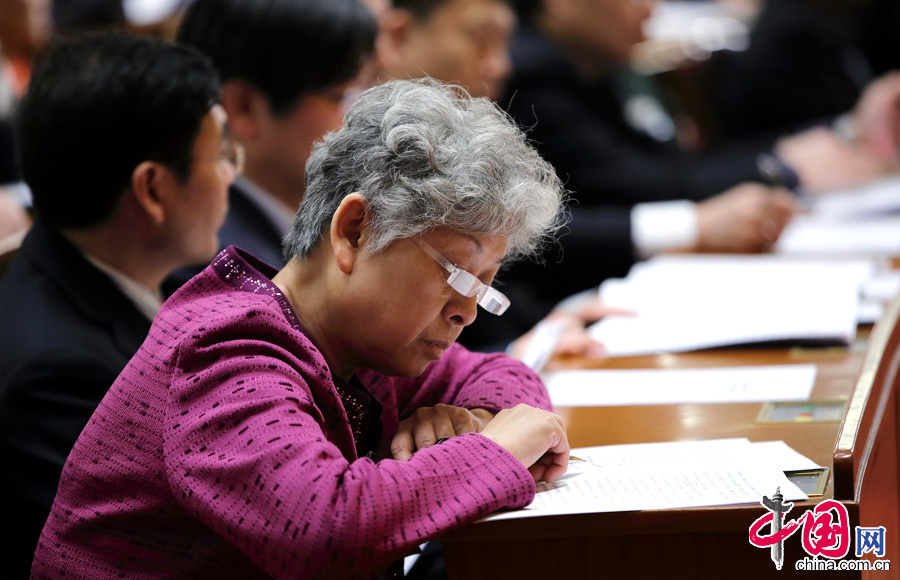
[390,0,451,18]
[15,32,220,230]
[510,0,541,23]
[177,0,377,116]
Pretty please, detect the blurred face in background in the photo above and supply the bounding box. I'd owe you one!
[380,0,515,101]
[255,83,353,195]
[0,0,52,60]
[544,0,656,68]
[223,78,357,206]
[166,105,234,266]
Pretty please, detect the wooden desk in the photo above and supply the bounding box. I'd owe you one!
[442,312,900,578]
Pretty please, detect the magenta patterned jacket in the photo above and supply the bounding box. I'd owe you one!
[31,247,551,579]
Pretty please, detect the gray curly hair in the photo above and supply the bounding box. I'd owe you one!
[284,78,566,263]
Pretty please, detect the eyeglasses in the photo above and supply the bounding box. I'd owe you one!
[219,139,245,175]
[195,139,245,175]
[415,237,510,316]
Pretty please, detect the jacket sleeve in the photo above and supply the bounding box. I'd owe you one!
[361,342,553,423]
[165,319,535,580]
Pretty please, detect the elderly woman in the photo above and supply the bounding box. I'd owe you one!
[32,79,569,580]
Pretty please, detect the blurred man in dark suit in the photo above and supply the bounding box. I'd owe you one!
[0,32,233,578]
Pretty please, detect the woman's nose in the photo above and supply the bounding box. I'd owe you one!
[445,292,478,327]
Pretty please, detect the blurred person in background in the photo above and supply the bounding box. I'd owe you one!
[0,32,231,577]
[468,0,900,350]
[707,0,900,142]
[166,0,377,286]
[0,0,51,238]
[370,0,515,101]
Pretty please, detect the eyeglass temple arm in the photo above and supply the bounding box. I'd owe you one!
[415,237,457,275]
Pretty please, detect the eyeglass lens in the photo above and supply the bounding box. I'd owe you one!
[443,255,510,315]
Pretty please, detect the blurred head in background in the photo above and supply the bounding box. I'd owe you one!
[177,0,377,204]
[372,0,515,101]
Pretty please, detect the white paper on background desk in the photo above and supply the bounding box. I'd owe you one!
[542,364,816,407]
[589,255,870,357]
[805,175,900,221]
[569,438,819,472]
[862,270,900,302]
[777,214,900,257]
[481,439,811,522]
[856,270,900,323]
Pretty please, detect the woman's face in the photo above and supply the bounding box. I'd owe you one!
[341,227,508,377]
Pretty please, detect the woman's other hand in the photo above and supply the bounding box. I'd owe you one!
[390,404,494,461]
[480,404,570,483]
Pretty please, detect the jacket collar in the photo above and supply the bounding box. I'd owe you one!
[19,220,151,354]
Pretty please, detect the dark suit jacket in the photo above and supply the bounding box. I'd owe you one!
[0,221,151,579]
[0,118,18,184]
[217,182,287,269]
[163,182,287,296]
[502,25,776,208]
[707,0,874,141]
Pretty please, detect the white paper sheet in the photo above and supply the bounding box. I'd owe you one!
[862,270,900,302]
[480,439,811,522]
[777,214,900,257]
[805,175,900,221]
[746,441,821,472]
[858,299,885,325]
[542,364,817,407]
[588,255,869,357]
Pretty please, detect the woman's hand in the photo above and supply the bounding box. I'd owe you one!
[390,404,494,460]
[480,404,570,483]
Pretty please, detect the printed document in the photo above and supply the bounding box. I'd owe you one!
[481,439,812,522]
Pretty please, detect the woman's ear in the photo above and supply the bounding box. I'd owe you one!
[330,193,371,274]
[130,161,168,226]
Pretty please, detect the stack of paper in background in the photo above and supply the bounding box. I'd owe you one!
[588,254,874,357]
[775,175,900,321]
[777,175,900,257]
